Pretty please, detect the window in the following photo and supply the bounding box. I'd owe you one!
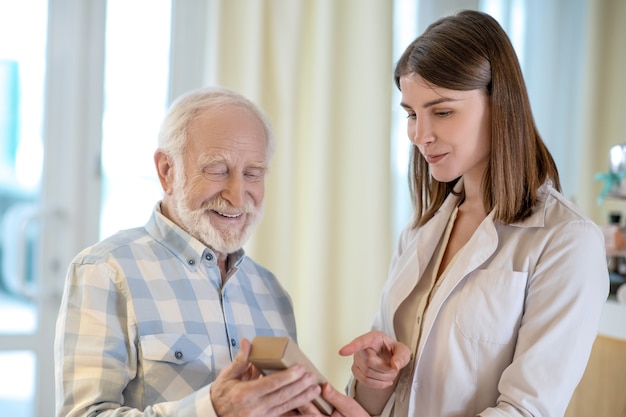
[100,0,172,239]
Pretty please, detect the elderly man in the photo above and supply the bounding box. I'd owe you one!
[55,87,321,417]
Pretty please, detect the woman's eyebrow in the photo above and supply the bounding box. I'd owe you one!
[400,97,458,111]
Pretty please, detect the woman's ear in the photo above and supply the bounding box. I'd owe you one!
[154,149,175,195]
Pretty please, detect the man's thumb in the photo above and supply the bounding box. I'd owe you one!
[222,338,252,379]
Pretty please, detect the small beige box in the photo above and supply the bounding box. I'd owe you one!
[249,336,334,415]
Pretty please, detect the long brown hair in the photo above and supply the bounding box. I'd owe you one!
[395,10,560,227]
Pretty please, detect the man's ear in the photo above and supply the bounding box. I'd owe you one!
[154,150,175,195]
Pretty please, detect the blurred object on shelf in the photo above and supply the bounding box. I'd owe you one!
[602,211,626,252]
[594,144,626,204]
[609,272,626,297]
[603,211,626,296]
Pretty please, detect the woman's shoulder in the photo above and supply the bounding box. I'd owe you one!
[541,184,596,224]
[517,183,603,244]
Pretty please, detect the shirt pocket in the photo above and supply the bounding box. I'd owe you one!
[139,333,214,402]
[454,269,528,344]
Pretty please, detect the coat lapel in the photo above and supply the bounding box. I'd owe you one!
[416,211,499,359]
[385,191,462,318]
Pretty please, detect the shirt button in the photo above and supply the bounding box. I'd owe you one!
[175,351,183,360]
[231,338,237,347]
[205,253,213,261]
[188,259,195,265]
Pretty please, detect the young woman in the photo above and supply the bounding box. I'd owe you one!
[316,9,608,417]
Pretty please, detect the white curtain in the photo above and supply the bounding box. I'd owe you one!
[196,0,395,388]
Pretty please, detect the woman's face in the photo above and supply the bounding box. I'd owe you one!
[399,73,491,184]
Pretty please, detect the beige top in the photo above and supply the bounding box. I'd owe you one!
[391,206,461,417]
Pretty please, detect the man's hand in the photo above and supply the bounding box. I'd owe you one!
[339,330,410,389]
[297,383,369,417]
[211,338,322,417]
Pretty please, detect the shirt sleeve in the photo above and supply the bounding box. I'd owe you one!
[54,260,218,417]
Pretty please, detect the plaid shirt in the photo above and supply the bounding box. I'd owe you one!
[55,204,297,417]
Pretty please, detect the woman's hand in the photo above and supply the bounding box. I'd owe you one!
[339,330,410,389]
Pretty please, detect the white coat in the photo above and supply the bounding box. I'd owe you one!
[372,182,609,416]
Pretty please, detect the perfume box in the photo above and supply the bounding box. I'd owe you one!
[249,336,334,415]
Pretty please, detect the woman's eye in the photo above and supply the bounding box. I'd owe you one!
[406,113,416,119]
[435,110,452,117]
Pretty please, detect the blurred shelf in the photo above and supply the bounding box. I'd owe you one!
[606,247,626,257]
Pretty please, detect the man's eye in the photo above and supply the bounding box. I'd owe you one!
[204,166,227,177]
[245,168,266,181]
[206,169,226,175]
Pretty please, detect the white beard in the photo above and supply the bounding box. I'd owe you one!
[172,174,264,255]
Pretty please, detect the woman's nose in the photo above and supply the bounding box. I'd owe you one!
[409,117,434,145]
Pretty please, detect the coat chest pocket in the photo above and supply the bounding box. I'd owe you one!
[455,269,528,344]
[139,333,214,398]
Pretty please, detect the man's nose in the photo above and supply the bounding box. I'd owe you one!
[221,175,245,208]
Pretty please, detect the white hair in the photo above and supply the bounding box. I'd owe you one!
[157,86,275,164]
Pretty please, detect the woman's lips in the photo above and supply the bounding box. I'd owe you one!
[424,153,447,164]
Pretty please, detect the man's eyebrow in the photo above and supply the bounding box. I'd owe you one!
[248,161,269,170]
[400,97,458,110]
[199,153,268,170]
[202,154,229,165]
